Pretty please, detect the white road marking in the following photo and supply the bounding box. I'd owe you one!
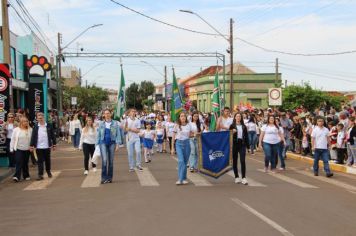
[257,169,318,188]
[24,171,61,191]
[293,169,356,192]
[81,170,101,188]
[135,167,159,186]
[171,156,212,186]
[227,171,266,187]
[231,198,294,236]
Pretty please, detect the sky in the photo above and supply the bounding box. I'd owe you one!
[6,0,356,91]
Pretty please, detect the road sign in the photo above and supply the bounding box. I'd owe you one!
[71,97,77,105]
[0,77,8,92]
[268,88,282,106]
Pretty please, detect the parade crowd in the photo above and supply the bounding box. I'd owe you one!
[4,103,356,185]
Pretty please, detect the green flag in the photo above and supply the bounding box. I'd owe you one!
[170,69,183,122]
[114,64,125,119]
[210,70,220,131]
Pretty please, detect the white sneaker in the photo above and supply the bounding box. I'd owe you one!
[176,180,183,185]
[92,168,97,173]
[182,180,189,185]
[13,177,19,182]
[235,177,242,184]
[25,177,31,181]
[242,178,248,185]
[84,170,89,175]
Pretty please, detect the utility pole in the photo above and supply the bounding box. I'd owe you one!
[57,32,63,116]
[275,58,279,87]
[2,0,13,111]
[229,18,234,109]
[164,65,167,112]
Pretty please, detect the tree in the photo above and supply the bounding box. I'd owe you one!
[63,85,108,111]
[282,83,345,111]
[139,81,155,100]
[125,81,155,110]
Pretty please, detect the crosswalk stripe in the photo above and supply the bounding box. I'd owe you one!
[257,169,318,188]
[135,167,159,186]
[81,170,101,188]
[171,156,212,186]
[293,169,356,192]
[24,171,61,191]
[227,171,266,187]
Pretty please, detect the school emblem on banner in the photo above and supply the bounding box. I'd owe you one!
[198,131,233,178]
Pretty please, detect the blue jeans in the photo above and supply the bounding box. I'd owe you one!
[248,131,257,153]
[99,143,116,181]
[127,138,142,169]
[73,128,80,148]
[277,141,285,168]
[189,138,198,169]
[282,138,291,159]
[313,149,331,174]
[176,139,191,182]
[263,142,279,169]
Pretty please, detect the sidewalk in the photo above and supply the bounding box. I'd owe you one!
[287,152,356,175]
[0,167,12,183]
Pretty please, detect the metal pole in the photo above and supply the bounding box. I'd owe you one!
[275,58,279,87]
[57,33,63,116]
[229,18,234,109]
[222,55,226,107]
[164,65,167,112]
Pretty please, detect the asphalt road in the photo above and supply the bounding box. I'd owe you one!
[0,142,356,236]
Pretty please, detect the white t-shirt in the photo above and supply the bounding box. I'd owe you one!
[219,117,233,131]
[311,126,329,149]
[246,122,257,132]
[243,119,249,125]
[156,129,164,137]
[236,124,243,139]
[166,122,175,137]
[126,117,141,141]
[337,131,346,148]
[174,124,191,140]
[189,122,202,134]
[141,130,155,140]
[261,124,281,144]
[7,123,14,139]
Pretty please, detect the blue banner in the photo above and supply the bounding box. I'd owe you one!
[199,131,232,178]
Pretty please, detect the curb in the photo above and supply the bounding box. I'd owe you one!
[286,152,356,175]
[0,168,13,183]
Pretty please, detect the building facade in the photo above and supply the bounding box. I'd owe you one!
[62,66,81,88]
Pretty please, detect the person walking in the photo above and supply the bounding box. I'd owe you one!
[311,117,334,177]
[141,121,155,163]
[10,117,32,182]
[246,116,257,155]
[188,111,201,172]
[230,112,249,185]
[96,109,122,184]
[5,113,18,168]
[165,116,175,155]
[79,117,97,175]
[216,107,233,131]
[125,108,143,172]
[30,112,56,181]
[346,117,356,167]
[69,114,82,149]
[259,115,286,173]
[173,112,193,185]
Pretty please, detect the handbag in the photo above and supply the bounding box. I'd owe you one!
[91,145,101,165]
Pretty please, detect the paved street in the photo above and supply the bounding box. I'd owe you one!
[0,142,356,236]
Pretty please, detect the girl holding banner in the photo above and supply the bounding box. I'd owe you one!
[173,112,193,185]
[230,113,249,185]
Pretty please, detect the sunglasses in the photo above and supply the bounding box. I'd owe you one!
[8,117,14,118]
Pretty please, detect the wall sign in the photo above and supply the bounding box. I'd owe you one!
[0,64,11,160]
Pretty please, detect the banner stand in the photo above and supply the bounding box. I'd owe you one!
[0,64,11,167]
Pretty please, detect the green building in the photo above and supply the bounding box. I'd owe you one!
[181,63,281,111]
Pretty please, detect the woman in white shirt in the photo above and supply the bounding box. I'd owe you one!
[5,113,17,168]
[173,112,193,185]
[79,117,97,175]
[259,115,286,173]
[69,114,82,149]
[189,111,202,172]
[246,116,258,154]
[165,116,176,155]
[10,117,32,182]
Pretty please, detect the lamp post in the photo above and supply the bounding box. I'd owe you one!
[141,61,167,111]
[81,63,104,87]
[179,10,234,108]
[56,24,103,116]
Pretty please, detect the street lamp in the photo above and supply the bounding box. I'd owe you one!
[81,63,104,87]
[56,23,103,116]
[179,10,233,108]
[141,61,168,111]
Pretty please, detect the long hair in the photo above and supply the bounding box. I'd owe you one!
[267,115,279,129]
[83,117,95,134]
[176,111,188,131]
[231,112,247,131]
[191,111,201,133]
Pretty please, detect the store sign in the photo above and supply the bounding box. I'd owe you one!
[0,64,11,157]
[268,88,282,106]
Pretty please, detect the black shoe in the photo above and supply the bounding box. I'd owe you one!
[107,179,112,183]
[326,173,333,178]
[314,172,318,176]
[36,176,44,181]
[47,173,52,178]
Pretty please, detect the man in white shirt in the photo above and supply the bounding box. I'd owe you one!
[311,117,333,177]
[125,109,142,172]
[30,112,56,181]
[216,107,233,131]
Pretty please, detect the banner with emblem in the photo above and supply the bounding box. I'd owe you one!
[0,64,11,166]
[198,131,232,178]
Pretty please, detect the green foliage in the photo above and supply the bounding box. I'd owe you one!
[63,85,108,111]
[125,81,155,110]
[282,83,345,111]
